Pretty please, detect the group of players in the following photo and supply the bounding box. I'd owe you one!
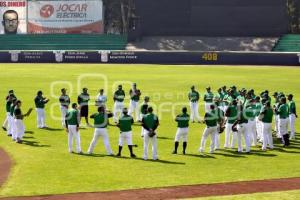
[2,84,297,160]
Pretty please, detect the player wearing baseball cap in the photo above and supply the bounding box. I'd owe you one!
[259,101,274,151]
[77,88,90,126]
[288,94,297,140]
[2,90,16,131]
[59,88,70,128]
[34,90,49,128]
[276,97,290,147]
[188,86,200,123]
[128,83,141,121]
[173,107,190,155]
[203,87,214,112]
[140,96,150,137]
[113,85,125,123]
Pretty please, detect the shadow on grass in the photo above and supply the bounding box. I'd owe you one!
[21,140,51,148]
[273,147,300,154]
[43,127,64,131]
[213,152,246,158]
[25,130,34,134]
[157,136,173,140]
[114,156,186,165]
[185,153,216,159]
[22,136,34,139]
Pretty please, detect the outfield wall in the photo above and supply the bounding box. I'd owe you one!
[0,51,299,66]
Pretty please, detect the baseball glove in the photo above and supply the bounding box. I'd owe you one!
[218,126,225,134]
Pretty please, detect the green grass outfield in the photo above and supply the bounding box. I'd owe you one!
[0,64,300,197]
[189,190,300,200]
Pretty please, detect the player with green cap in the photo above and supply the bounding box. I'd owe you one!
[117,108,136,158]
[188,86,200,123]
[259,101,274,151]
[173,107,189,154]
[288,94,297,140]
[34,90,49,128]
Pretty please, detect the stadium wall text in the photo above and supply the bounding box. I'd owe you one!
[0,51,299,66]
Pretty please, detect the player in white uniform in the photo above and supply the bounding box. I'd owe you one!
[113,85,125,123]
[173,107,189,155]
[188,86,200,123]
[96,89,107,108]
[59,88,70,128]
[128,83,141,121]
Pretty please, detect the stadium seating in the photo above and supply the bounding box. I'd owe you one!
[0,34,127,50]
[272,34,300,52]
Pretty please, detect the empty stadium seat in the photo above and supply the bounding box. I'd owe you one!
[272,34,300,52]
[0,34,127,50]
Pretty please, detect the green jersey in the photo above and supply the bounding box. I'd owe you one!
[6,100,12,112]
[14,107,23,120]
[129,89,141,102]
[278,104,289,119]
[204,110,218,127]
[254,102,262,117]
[226,105,238,124]
[114,90,125,102]
[118,115,133,132]
[204,92,214,103]
[59,94,70,108]
[91,112,112,128]
[289,100,296,115]
[175,113,189,128]
[188,90,200,102]
[223,94,234,106]
[10,104,16,116]
[77,93,90,106]
[66,109,79,126]
[34,96,47,108]
[142,113,159,130]
[260,106,273,123]
[244,102,256,120]
[140,103,148,115]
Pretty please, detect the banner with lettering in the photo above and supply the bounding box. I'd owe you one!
[0,0,27,34]
[28,0,103,34]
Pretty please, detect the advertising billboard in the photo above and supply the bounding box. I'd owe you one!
[28,0,103,34]
[0,0,27,34]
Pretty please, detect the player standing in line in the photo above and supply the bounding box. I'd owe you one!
[96,89,107,108]
[214,97,225,150]
[142,107,159,160]
[224,100,238,148]
[116,108,136,158]
[203,87,214,112]
[188,86,200,123]
[87,106,113,155]
[232,102,251,153]
[14,100,32,143]
[288,94,297,140]
[9,98,17,140]
[113,85,125,123]
[223,89,235,112]
[254,96,263,143]
[276,97,290,147]
[272,92,280,138]
[244,94,257,146]
[216,88,226,112]
[128,83,141,121]
[259,101,274,151]
[4,94,14,135]
[2,90,16,131]
[172,107,189,155]
[77,88,90,126]
[65,103,82,154]
[59,88,70,128]
[139,96,150,137]
[34,91,49,128]
[199,104,218,154]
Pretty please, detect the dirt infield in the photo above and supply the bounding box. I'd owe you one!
[1,148,300,199]
[0,149,11,189]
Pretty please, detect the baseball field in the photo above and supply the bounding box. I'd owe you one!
[0,64,299,199]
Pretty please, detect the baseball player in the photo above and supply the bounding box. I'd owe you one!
[276,97,290,147]
[2,90,16,131]
[223,89,235,112]
[254,96,263,143]
[288,94,297,140]
[142,107,159,160]
[87,106,113,155]
[232,102,251,153]
[128,83,141,121]
[216,88,226,112]
[203,87,214,112]
[116,108,136,158]
[9,98,18,140]
[199,104,218,154]
[96,89,107,108]
[188,86,200,123]
[259,101,274,151]
[140,96,150,137]
[59,88,70,128]
[113,85,125,123]
[214,98,225,150]
[34,91,49,128]
[224,100,238,148]
[272,92,280,138]
[14,100,32,143]
[65,103,82,154]
[77,88,90,126]
[173,107,189,155]
[244,93,257,146]
[4,94,15,135]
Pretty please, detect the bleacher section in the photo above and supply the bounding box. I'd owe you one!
[0,34,127,50]
[273,34,300,52]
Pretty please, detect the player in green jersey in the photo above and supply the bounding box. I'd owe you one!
[34,90,49,128]
[128,83,141,121]
[173,107,190,155]
[259,101,274,151]
[288,94,297,140]
[188,86,200,123]
[113,85,125,123]
[203,87,214,112]
[276,97,290,147]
